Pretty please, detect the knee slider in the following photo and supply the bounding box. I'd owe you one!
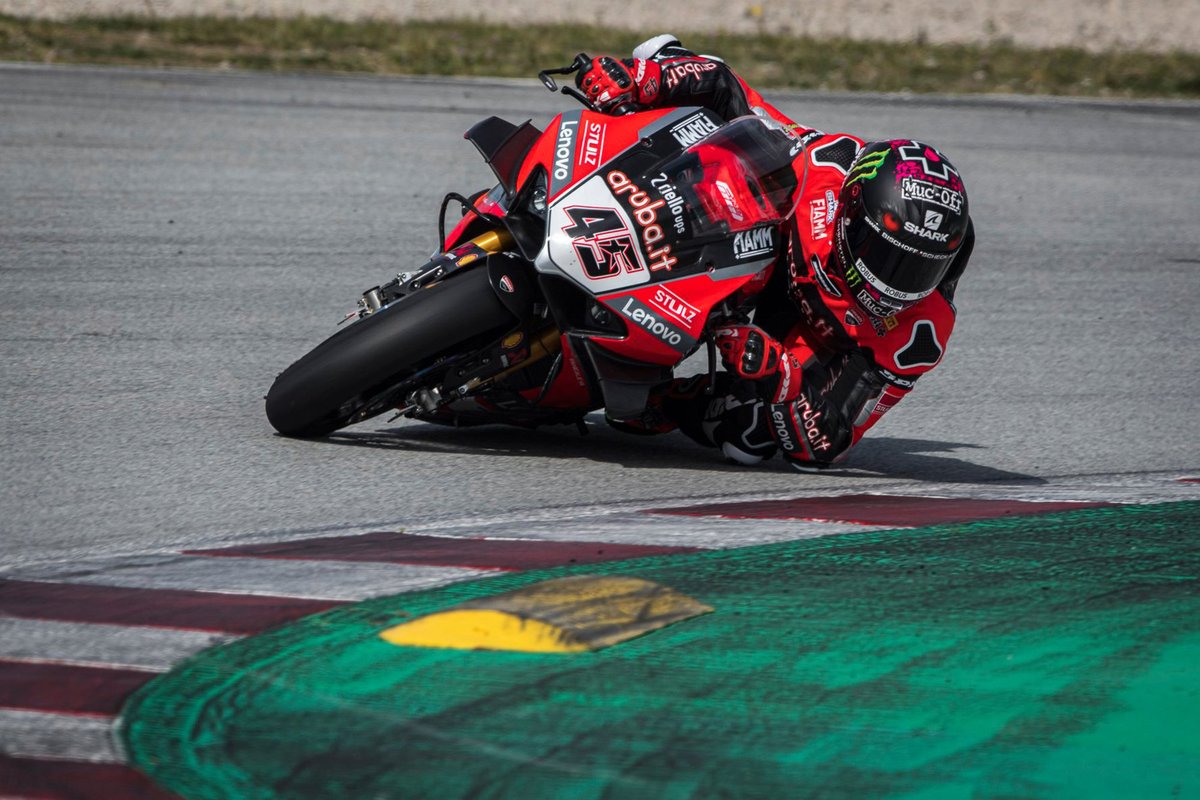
[721,441,767,465]
[711,394,778,464]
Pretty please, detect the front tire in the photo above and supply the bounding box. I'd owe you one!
[265,267,515,438]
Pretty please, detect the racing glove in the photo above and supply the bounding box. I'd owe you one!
[576,56,662,113]
[713,324,802,404]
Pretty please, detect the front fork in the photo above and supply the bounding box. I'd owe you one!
[351,226,564,417]
[352,228,515,320]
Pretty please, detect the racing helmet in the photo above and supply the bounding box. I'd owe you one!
[831,140,969,317]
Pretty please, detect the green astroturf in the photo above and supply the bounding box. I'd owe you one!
[121,502,1200,798]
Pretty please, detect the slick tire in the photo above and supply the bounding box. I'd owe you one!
[265,267,515,438]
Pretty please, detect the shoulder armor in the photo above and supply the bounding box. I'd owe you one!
[894,320,944,370]
[809,136,861,174]
[881,293,956,378]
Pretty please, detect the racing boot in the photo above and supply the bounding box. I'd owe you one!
[661,376,779,465]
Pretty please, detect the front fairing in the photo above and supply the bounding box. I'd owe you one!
[535,113,805,365]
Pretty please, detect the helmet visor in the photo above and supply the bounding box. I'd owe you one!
[837,200,957,309]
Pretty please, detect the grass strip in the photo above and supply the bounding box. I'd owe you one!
[3,15,1200,98]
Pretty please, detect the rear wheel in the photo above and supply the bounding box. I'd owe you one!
[265,267,515,438]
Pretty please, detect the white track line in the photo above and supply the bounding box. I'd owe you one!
[0,709,121,763]
[5,555,493,602]
[0,618,238,673]
[410,514,888,547]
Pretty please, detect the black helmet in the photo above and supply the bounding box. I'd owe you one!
[832,140,969,317]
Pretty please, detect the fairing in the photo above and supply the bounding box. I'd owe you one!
[528,112,802,365]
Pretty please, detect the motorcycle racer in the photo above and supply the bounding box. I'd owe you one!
[578,35,976,470]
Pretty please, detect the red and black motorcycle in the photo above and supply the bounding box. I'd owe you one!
[265,56,804,438]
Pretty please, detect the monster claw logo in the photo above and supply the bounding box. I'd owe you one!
[846,149,889,186]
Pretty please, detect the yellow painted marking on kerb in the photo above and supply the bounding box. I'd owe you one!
[382,609,590,653]
[380,575,712,653]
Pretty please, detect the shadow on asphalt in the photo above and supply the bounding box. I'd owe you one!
[322,421,746,474]
[317,421,1043,485]
[848,437,1046,485]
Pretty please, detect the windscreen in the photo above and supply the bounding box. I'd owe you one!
[651,115,803,240]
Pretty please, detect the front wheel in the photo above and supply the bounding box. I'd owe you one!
[265,267,515,438]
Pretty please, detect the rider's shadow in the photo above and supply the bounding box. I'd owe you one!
[841,437,1045,484]
[324,417,746,473]
[324,419,1042,484]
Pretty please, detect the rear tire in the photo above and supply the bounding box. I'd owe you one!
[265,267,515,438]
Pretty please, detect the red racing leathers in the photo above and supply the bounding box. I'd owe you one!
[615,38,973,469]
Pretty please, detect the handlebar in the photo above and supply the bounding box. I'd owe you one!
[537,53,593,109]
[538,53,646,116]
[607,100,647,116]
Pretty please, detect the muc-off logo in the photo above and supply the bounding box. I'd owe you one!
[670,113,719,148]
[900,176,963,212]
[553,118,578,183]
[733,227,775,260]
[856,287,894,318]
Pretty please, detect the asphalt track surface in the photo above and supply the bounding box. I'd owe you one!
[2,62,1199,566]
